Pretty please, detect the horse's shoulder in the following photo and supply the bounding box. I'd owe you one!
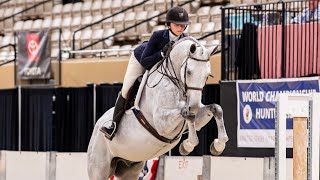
[153,77,180,103]
[161,77,179,91]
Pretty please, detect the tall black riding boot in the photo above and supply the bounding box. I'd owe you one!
[100,92,126,140]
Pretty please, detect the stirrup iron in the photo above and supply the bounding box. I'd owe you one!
[100,122,117,140]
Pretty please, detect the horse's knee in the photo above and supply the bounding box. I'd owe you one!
[210,104,223,119]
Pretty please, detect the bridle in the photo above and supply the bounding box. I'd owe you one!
[180,51,210,97]
[147,37,211,99]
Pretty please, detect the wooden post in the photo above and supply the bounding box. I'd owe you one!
[293,117,308,180]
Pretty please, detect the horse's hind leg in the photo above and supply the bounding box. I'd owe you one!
[116,161,145,180]
[87,124,115,180]
[88,161,113,180]
[210,104,229,155]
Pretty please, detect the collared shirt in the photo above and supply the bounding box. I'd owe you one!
[169,30,180,41]
[291,4,320,23]
[133,29,187,70]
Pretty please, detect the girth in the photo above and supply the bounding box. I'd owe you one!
[132,108,184,144]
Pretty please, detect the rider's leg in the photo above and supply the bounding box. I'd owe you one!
[121,53,145,99]
[100,53,145,140]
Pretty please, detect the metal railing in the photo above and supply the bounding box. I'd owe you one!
[65,32,221,58]
[221,0,320,80]
[0,0,10,6]
[0,0,51,22]
[0,44,16,67]
[72,0,151,51]
[71,0,196,52]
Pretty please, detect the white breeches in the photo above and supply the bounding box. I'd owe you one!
[121,53,145,99]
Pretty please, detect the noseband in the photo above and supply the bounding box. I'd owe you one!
[179,51,210,97]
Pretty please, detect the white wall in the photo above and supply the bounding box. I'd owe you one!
[163,156,294,180]
[210,156,264,180]
[0,151,295,180]
[163,156,203,180]
[0,151,89,180]
[5,151,47,180]
[163,156,265,180]
[56,153,89,180]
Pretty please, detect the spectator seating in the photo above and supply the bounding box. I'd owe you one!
[0,0,243,60]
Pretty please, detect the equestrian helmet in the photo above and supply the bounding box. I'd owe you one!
[166,6,190,25]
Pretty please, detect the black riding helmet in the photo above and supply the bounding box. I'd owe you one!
[166,6,190,26]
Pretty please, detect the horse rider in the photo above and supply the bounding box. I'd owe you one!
[100,6,191,140]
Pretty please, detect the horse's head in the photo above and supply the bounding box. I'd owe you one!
[169,37,218,114]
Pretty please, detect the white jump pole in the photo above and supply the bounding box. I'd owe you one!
[275,93,320,180]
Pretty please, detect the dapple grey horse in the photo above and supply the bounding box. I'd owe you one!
[87,37,229,180]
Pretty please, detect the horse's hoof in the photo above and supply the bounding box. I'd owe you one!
[210,139,225,156]
[179,144,190,156]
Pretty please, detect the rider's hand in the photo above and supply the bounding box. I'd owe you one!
[162,41,174,56]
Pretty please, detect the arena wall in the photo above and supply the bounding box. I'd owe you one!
[0,151,294,180]
[0,64,15,89]
[0,54,221,89]
[55,153,88,180]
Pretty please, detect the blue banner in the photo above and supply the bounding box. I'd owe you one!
[237,77,319,148]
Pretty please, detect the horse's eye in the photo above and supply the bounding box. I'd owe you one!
[187,70,191,76]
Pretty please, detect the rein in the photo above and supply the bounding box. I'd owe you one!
[147,38,210,97]
[147,50,181,91]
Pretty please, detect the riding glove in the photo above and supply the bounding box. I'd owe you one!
[162,41,175,56]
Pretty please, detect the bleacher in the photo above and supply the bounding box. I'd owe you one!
[0,0,307,62]
[0,0,225,61]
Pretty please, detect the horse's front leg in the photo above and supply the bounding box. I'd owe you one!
[155,108,199,156]
[194,103,229,155]
[179,118,199,156]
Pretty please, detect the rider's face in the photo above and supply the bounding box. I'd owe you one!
[169,23,187,36]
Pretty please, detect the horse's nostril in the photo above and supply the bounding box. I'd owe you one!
[189,107,191,111]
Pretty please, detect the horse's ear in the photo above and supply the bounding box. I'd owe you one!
[190,44,196,54]
[208,45,218,56]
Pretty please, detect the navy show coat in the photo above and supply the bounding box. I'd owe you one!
[134,29,187,70]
